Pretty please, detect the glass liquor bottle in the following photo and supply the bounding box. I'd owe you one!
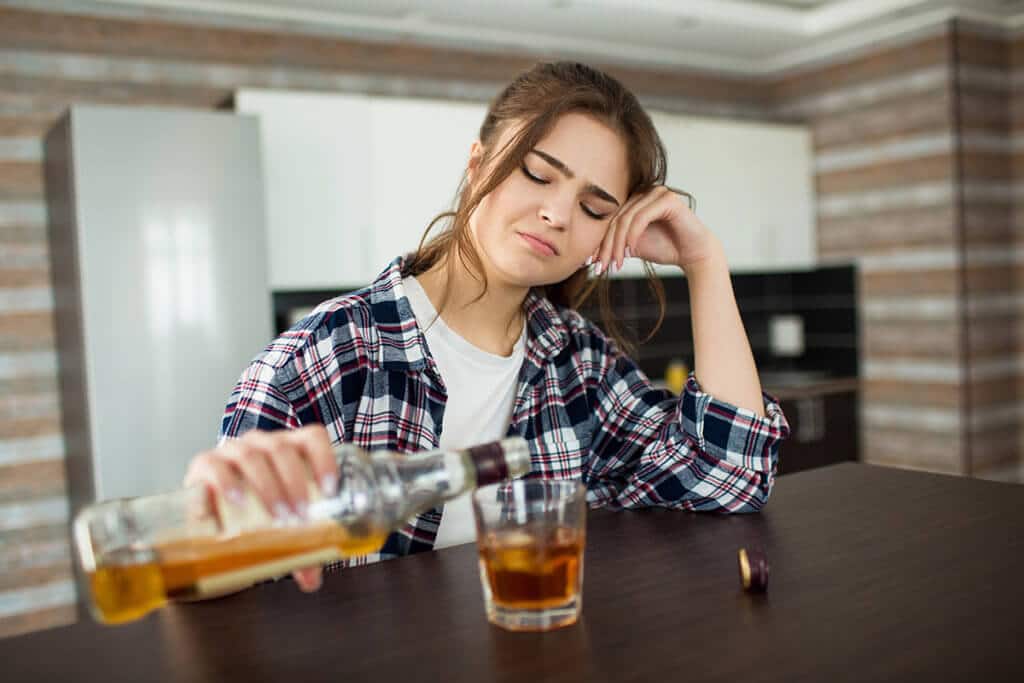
[73,436,531,624]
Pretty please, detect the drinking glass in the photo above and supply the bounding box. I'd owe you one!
[471,479,586,632]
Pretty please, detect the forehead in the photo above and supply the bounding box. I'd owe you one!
[532,113,629,198]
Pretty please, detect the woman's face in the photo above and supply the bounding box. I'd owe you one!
[465,112,630,288]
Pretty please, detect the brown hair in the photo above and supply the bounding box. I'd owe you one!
[401,60,680,356]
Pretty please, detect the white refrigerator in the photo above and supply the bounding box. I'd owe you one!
[45,104,274,511]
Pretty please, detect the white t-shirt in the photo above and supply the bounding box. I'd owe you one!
[401,275,527,549]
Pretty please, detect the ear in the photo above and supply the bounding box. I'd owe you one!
[466,140,485,185]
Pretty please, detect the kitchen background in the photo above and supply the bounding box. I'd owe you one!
[0,0,1021,638]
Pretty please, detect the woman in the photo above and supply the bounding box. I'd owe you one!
[185,61,790,593]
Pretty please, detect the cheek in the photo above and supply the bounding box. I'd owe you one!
[578,225,609,254]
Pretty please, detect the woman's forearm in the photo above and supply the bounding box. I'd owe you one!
[682,239,765,417]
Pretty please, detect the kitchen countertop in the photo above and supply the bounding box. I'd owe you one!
[761,375,859,401]
[651,371,859,401]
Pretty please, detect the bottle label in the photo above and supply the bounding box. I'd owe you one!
[187,546,344,598]
[467,442,509,486]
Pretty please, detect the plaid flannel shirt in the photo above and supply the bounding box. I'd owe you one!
[219,255,791,571]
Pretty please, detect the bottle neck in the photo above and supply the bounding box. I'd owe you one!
[380,447,475,522]
[376,437,531,524]
[307,437,531,534]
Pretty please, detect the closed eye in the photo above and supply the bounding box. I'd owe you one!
[521,164,609,221]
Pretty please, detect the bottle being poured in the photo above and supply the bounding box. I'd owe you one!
[73,436,532,625]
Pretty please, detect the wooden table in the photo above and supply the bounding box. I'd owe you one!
[2,463,1021,682]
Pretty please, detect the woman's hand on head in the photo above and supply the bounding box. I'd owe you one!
[591,185,720,274]
[183,424,340,593]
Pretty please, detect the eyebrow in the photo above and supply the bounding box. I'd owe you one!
[529,149,621,207]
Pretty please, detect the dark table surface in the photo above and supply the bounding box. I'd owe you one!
[3,463,1022,682]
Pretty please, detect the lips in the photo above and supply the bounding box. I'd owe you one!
[518,232,559,256]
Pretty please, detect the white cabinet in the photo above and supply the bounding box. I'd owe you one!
[613,111,815,278]
[236,89,375,290]
[237,89,485,290]
[238,89,815,289]
[366,97,488,277]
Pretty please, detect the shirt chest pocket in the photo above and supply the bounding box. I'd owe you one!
[529,433,589,480]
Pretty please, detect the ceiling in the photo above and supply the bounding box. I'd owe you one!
[23,0,1024,75]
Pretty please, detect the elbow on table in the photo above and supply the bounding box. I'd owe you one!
[728,470,774,513]
[695,467,773,514]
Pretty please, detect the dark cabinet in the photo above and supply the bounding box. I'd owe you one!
[776,390,859,475]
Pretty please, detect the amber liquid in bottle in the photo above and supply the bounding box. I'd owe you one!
[478,524,584,609]
[87,521,387,624]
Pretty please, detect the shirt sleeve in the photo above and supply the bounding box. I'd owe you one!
[218,357,302,443]
[584,350,790,513]
[217,308,363,445]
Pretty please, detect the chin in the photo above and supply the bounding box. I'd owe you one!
[492,249,563,288]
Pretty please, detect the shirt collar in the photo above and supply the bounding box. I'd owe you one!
[367,255,570,371]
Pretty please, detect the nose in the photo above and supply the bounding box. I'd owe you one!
[538,197,570,231]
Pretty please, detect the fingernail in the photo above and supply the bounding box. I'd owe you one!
[584,255,593,266]
[612,262,620,275]
[274,502,291,523]
[301,574,322,593]
[625,246,632,258]
[320,473,338,497]
[295,501,309,519]
[227,488,244,506]
[594,261,604,275]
